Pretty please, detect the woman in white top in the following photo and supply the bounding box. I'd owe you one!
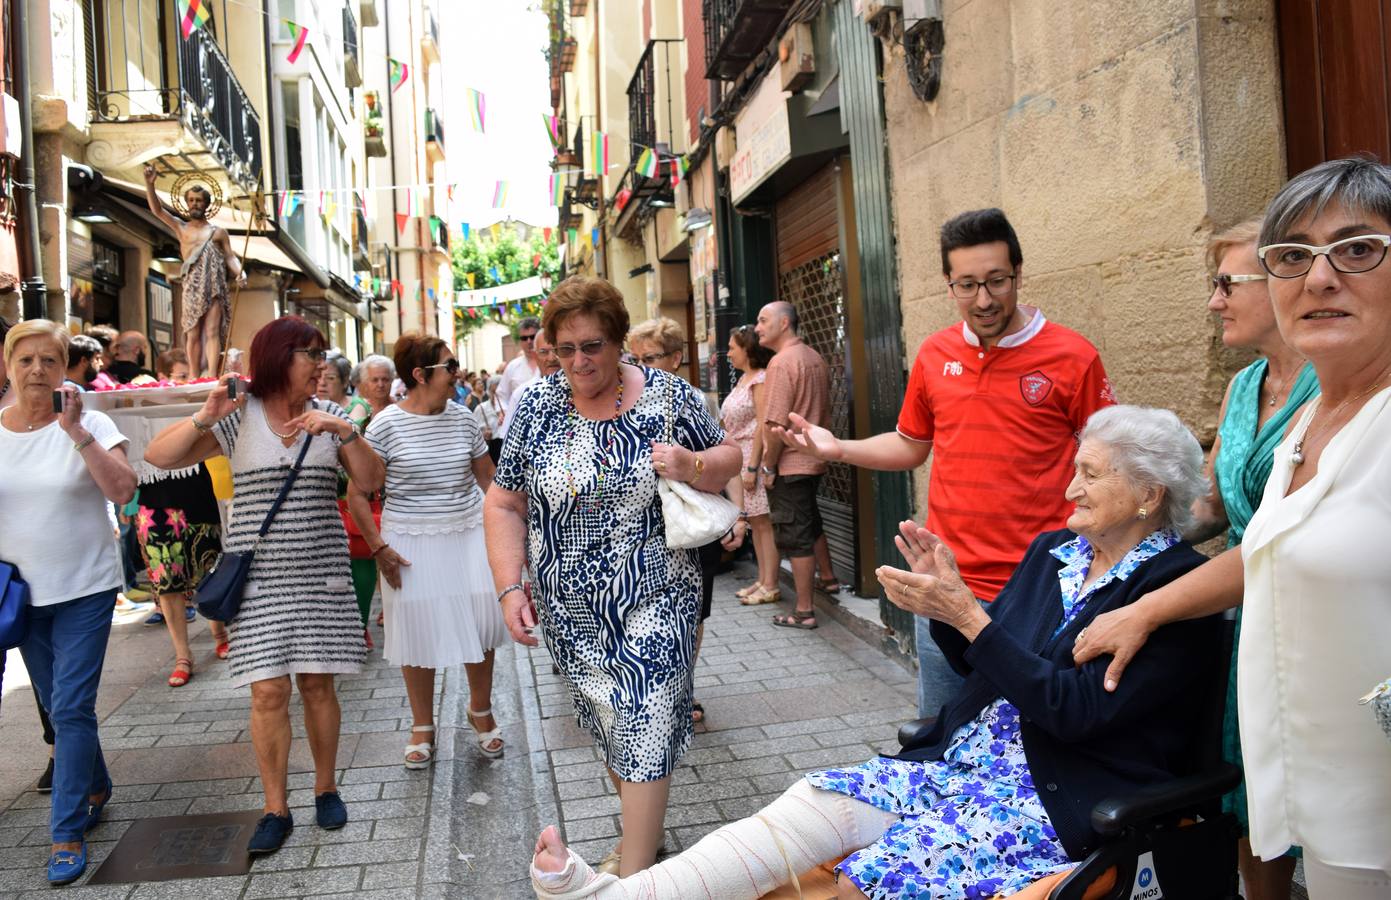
[1075,157,1391,899]
[0,319,136,885]
[349,334,506,768]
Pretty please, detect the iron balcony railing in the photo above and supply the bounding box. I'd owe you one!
[425,108,445,154]
[353,203,370,270]
[87,11,262,192]
[703,0,795,80]
[628,43,657,154]
[343,3,362,87]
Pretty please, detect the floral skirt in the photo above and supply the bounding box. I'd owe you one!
[135,506,221,595]
[805,756,1071,899]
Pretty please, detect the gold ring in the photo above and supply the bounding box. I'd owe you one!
[1077,627,1088,642]
[658,461,667,471]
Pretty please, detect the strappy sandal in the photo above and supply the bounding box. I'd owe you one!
[734,582,763,599]
[739,585,782,606]
[214,637,231,659]
[771,610,818,630]
[815,577,845,594]
[404,724,435,770]
[466,707,505,759]
[167,658,193,687]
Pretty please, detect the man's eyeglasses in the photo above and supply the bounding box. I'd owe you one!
[422,358,460,375]
[947,274,1017,299]
[518,333,538,343]
[294,348,327,363]
[1258,234,1391,279]
[639,351,676,365]
[1209,273,1267,297]
[553,339,609,359]
[535,347,557,359]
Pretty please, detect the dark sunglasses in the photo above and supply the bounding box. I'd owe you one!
[518,333,538,342]
[1209,272,1267,297]
[422,358,460,375]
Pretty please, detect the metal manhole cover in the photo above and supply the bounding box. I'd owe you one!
[87,809,265,884]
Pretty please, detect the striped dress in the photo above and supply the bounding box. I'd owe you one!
[213,397,366,687]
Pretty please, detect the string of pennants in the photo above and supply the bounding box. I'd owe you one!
[543,118,689,208]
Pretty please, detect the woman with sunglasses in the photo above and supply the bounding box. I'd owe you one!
[486,278,741,878]
[1076,157,1391,898]
[1182,219,1319,900]
[348,334,504,766]
[146,317,384,856]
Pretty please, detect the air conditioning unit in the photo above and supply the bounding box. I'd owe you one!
[864,0,901,40]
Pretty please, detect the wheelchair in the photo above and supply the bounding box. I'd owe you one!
[895,615,1244,900]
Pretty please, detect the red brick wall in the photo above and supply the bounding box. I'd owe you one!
[682,0,708,149]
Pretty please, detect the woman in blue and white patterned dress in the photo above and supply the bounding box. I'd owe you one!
[485,277,741,879]
[529,406,1223,899]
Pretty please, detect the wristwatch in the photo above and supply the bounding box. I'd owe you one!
[745,466,758,473]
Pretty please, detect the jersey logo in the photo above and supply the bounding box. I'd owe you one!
[942,361,963,376]
[1020,370,1053,406]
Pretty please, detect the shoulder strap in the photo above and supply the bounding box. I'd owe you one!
[255,428,314,539]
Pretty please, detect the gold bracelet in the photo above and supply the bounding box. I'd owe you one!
[73,435,95,453]
[688,453,705,484]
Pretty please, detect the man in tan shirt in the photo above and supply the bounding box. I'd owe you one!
[756,301,838,628]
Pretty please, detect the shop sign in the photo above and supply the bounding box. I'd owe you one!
[730,73,792,204]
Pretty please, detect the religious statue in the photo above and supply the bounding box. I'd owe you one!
[143,165,247,377]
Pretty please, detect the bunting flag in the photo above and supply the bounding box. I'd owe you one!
[388,57,409,93]
[282,20,309,63]
[544,115,563,150]
[490,222,502,240]
[428,216,442,243]
[466,89,486,132]
[391,279,403,299]
[277,190,300,217]
[549,174,565,207]
[671,155,690,186]
[175,0,211,38]
[460,222,470,241]
[635,147,658,179]
[489,266,501,284]
[591,227,599,248]
[491,181,509,208]
[427,287,436,300]
[395,212,409,234]
[466,272,476,289]
[543,227,552,244]
[321,198,337,222]
[590,131,608,176]
[567,227,578,247]
[532,253,542,268]
[447,183,455,202]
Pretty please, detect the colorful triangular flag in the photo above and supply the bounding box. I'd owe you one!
[491,181,509,208]
[550,174,565,207]
[544,114,563,150]
[567,227,578,247]
[671,155,690,186]
[282,20,309,63]
[461,222,470,241]
[175,0,211,39]
[635,147,658,179]
[466,272,476,288]
[489,266,501,284]
[395,212,409,234]
[466,89,486,133]
[590,131,608,176]
[543,227,553,244]
[388,57,409,93]
[590,227,599,248]
[429,216,441,243]
[277,190,300,217]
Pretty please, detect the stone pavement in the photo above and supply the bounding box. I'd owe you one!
[0,562,918,898]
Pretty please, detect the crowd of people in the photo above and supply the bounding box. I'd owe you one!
[0,155,1387,898]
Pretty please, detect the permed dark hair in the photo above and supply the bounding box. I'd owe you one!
[939,208,1024,277]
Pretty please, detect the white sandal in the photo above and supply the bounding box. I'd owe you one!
[404,724,435,770]
[466,707,505,759]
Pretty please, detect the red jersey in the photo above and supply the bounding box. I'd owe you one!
[897,310,1115,600]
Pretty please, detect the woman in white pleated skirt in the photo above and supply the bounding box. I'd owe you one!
[347,334,508,767]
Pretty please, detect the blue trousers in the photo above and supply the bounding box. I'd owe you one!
[20,589,115,842]
[914,614,966,719]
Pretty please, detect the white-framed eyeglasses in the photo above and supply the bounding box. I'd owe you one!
[1258,234,1391,279]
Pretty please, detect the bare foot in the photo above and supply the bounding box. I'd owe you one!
[533,825,570,873]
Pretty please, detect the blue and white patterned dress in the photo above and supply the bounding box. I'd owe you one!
[807,527,1182,899]
[494,367,726,781]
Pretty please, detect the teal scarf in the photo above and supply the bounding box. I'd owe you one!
[1214,358,1320,547]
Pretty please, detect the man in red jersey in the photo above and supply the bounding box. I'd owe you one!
[780,208,1115,716]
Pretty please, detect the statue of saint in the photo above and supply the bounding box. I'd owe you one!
[143,165,247,377]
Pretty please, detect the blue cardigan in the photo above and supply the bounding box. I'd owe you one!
[897,529,1221,859]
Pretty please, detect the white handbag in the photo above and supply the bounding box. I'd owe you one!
[657,375,740,549]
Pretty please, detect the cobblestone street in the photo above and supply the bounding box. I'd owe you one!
[0,563,917,898]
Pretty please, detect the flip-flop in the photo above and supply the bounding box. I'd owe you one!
[771,611,818,630]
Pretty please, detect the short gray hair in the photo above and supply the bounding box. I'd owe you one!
[323,352,352,385]
[351,354,395,386]
[1078,406,1206,535]
[1260,156,1391,248]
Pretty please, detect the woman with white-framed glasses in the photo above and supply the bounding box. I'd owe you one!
[1076,157,1391,898]
[1185,218,1319,900]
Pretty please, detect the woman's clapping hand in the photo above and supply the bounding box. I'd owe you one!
[876,521,985,635]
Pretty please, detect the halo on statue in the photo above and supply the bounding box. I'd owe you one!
[169,173,223,220]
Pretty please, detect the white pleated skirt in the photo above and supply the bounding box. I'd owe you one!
[379,518,508,668]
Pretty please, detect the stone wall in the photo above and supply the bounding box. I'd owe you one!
[879,0,1287,516]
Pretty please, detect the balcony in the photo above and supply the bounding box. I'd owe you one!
[85,11,263,198]
[422,7,441,64]
[353,205,371,271]
[547,2,576,77]
[425,108,445,162]
[343,4,362,87]
[571,128,598,207]
[569,0,589,14]
[628,44,657,153]
[559,190,583,231]
[363,91,386,157]
[704,0,796,81]
[430,220,450,256]
[360,0,380,28]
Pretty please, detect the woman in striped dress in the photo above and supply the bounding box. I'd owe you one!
[348,333,506,768]
[145,317,384,856]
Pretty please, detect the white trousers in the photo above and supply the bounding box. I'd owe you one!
[1305,857,1391,900]
[532,780,897,899]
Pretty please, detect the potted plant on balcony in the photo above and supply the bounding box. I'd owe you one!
[363,90,383,138]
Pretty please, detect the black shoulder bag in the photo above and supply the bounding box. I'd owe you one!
[195,434,313,622]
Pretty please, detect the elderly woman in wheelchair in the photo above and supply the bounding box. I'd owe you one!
[530,406,1223,900]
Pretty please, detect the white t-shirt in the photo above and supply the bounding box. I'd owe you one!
[495,354,539,441]
[0,409,128,606]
